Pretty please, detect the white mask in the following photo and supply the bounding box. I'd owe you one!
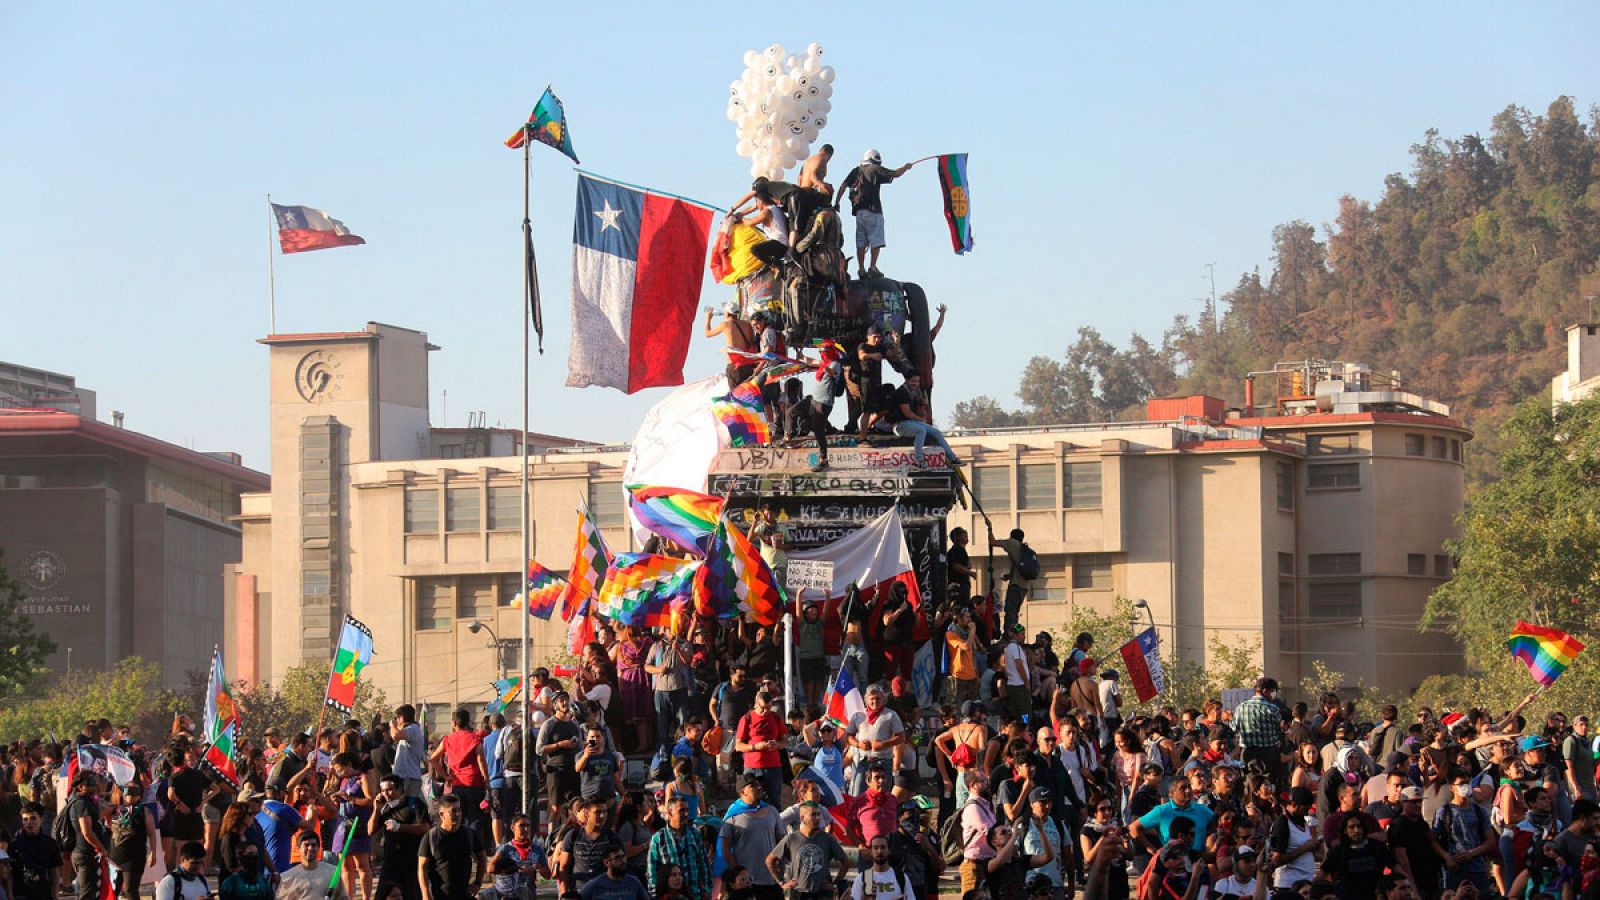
[1454,785,1472,799]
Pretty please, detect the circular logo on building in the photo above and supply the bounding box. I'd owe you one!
[21,549,65,591]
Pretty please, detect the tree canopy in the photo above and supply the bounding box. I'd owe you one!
[0,547,58,702]
[953,97,1600,488]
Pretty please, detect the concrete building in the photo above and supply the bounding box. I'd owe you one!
[1552,323,1600,408]
[233,324,1471,713]
[0,368,268,688]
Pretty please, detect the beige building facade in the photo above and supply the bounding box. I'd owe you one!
[232,327,1471,721]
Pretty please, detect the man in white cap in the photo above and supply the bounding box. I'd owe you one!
[835,149,913,279]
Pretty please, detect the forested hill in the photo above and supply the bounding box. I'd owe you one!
[953,97,1600,486]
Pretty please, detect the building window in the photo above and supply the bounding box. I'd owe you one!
[1433,554,1451,578]
[1307,433,1357,455]
[497,572,522,607]
[1072,554,1112,590]
[1018,464,1055,509]
[1276,462,1294,510]
[1064,461,1102,508]
[1307,463,1359,489]
[1308,553,1361,575]
[488,486,521,531]
[1278,578,1296,651]
[1431,436,1447,459]
[1450,439,1462,462]
[973,467,1011,511]
[1309,582,1362,621]
[588,482,625,528]
[1278,552,1294,575]
[416,578,452,630]
[1407,554,1426,575]
[1404,434,1425,457]
[404,488,439,533]
[458,575,495,619]
[446,487,481,532]
[1030,558,1069,602]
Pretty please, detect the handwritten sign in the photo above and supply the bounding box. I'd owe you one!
[786,559,835,594]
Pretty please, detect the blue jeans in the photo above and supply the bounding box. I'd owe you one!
[748,766,783,804]
[654,688,686,754]
[892,420,960,465]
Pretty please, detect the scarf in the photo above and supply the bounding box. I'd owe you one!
[864,706,887,725]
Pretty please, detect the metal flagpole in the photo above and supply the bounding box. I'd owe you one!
[518,136,533,818]
[266,194,278,334]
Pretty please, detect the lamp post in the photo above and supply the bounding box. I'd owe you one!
[468,620,507,681]
[1132,598,1157,636]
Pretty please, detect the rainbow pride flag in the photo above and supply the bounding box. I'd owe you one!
[517,560,567,620]
[627,485,725,556]
[596,553,699,627]
[1508,621,1585,687]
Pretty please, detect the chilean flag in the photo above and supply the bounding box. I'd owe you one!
[1119,627,1166,703]
[271,203,366,254]
[566,173,715,393]
[787,506,925,650]
[824,664,866,726]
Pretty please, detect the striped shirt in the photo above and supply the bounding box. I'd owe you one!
[646,825,710,900]
[1233,695,1286,749]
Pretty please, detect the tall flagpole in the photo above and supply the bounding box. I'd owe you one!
[519,135,533,817]
[266,195,278,334]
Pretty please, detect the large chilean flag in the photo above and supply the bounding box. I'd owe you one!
[566,173,716,393]
[271,203,366,254]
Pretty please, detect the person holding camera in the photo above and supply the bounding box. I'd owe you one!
[370,773,431,900]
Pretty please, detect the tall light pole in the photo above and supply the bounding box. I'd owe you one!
[1132,598,1157,636]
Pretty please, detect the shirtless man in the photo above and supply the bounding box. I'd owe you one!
[1069,658,1104,731]
[705,301,757,386]
[797,144,834,200]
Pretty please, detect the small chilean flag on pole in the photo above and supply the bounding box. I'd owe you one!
[566,172,715,393]
[824,663,866,726]
[271,203,366,254]
[1118,627,1165,703]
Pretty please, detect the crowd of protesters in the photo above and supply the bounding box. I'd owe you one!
[9,586,1600,900]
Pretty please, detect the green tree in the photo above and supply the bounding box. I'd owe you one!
[195,660,391,743]
[0,658,180,744]
[948,396,1028,430]
[0,547,58,702]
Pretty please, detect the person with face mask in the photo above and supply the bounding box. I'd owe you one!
[1431,772,1494,896]
[218,843,274,900]
[479,856,533,900]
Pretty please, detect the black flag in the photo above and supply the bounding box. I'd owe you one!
[525,216,544,354]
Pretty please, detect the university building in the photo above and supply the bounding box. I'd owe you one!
[231,324,1470,721]
[0,362,268,688]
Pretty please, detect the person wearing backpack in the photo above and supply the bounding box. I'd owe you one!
[1431,771,1494,895]
[988,529,1038,634]
[156,841,212,900]
[61,771,111,900]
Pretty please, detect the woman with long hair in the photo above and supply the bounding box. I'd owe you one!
[1289,740,1322,796]
[613,626,656,754]
[1108,727,1146,821]
[330,751,377,900]
[217,799,256,876]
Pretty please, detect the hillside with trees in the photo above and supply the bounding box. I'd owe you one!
[953,97,1600,486]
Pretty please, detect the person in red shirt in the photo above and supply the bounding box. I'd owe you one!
[430,708,490,847]
[851,766,899,847]
[734,691,786,806]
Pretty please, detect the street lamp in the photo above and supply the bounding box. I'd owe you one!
[468,620,506,680]
[1132,598,1157,634]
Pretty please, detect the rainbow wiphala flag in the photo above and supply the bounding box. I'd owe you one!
[596,553,698,628]
[1508,620,1585,687]
[627,485,724,556]
[561,498,612,621]
[519,560,567,620]
[693,517,784,625]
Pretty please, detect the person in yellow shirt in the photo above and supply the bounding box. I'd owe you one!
[945,606,982,704]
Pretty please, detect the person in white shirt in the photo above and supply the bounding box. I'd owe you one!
[1002,624,1032,718]
[155,842,212,900]
[1212,844,1265,898]
[1098,671,1123,740]
[849,835,915,900]
[278,832,348,900]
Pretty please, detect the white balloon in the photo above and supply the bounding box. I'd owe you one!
[762,61,780,80]
[802,56,821,77]
[817,65,835,83]
[743,50,758,66]
[784,119,804,137]
[805,83,822,101]
[786,54,801,71]
[794,73,810,88]
[765,43,785,61]
[811,98,831,115]
[807,42,822,59]
[727,105,741,123]
[798,112,811,124]
[751,159,766,178]
[789,88,807,105]
[817,82,832,100]
[811,115,827,130]
[775,74,794,93]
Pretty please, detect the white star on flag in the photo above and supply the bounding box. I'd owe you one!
[594,201,622,232]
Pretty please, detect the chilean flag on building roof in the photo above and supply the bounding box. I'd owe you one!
[565,173,715,394]
[271,203,366,254]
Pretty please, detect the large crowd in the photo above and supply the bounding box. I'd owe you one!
[3,545,1600,900]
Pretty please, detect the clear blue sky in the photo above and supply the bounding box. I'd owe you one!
[4,3,1597,471]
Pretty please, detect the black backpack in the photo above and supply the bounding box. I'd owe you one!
[1017,544,1041,581]
[53,801,77,855]
[501,725,524,776]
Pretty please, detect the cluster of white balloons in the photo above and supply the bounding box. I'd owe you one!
[726,42,836,181]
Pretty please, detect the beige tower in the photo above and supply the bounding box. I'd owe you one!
[258,323,435,682]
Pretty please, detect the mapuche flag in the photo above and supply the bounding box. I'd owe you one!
[271,203,366,254]
[565,173,716,393]
[505,86,579,162]
[934,153,973,255]
[324,615,374,713]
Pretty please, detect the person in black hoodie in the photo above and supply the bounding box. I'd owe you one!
[8,803,59,900]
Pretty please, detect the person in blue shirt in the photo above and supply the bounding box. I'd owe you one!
[1129,778,1214,853]
[802,719,847,791]
[483,714,510,846]
[254,784,315,874]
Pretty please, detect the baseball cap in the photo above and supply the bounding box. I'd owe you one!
[1010,622,1026,633]
[862,148,882,164]
[1101,669,1119,680]
[1384,751,1408,772]
[1400,787,1423,801]
[1028,787,1051,804]
[739,773,766,791]
[1034,631,1052,644]
[1521,735,1552,753]
[1234,845,1258,859]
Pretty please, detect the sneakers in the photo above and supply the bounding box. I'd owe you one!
[811,458,830,472]
[867,266,883,278]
